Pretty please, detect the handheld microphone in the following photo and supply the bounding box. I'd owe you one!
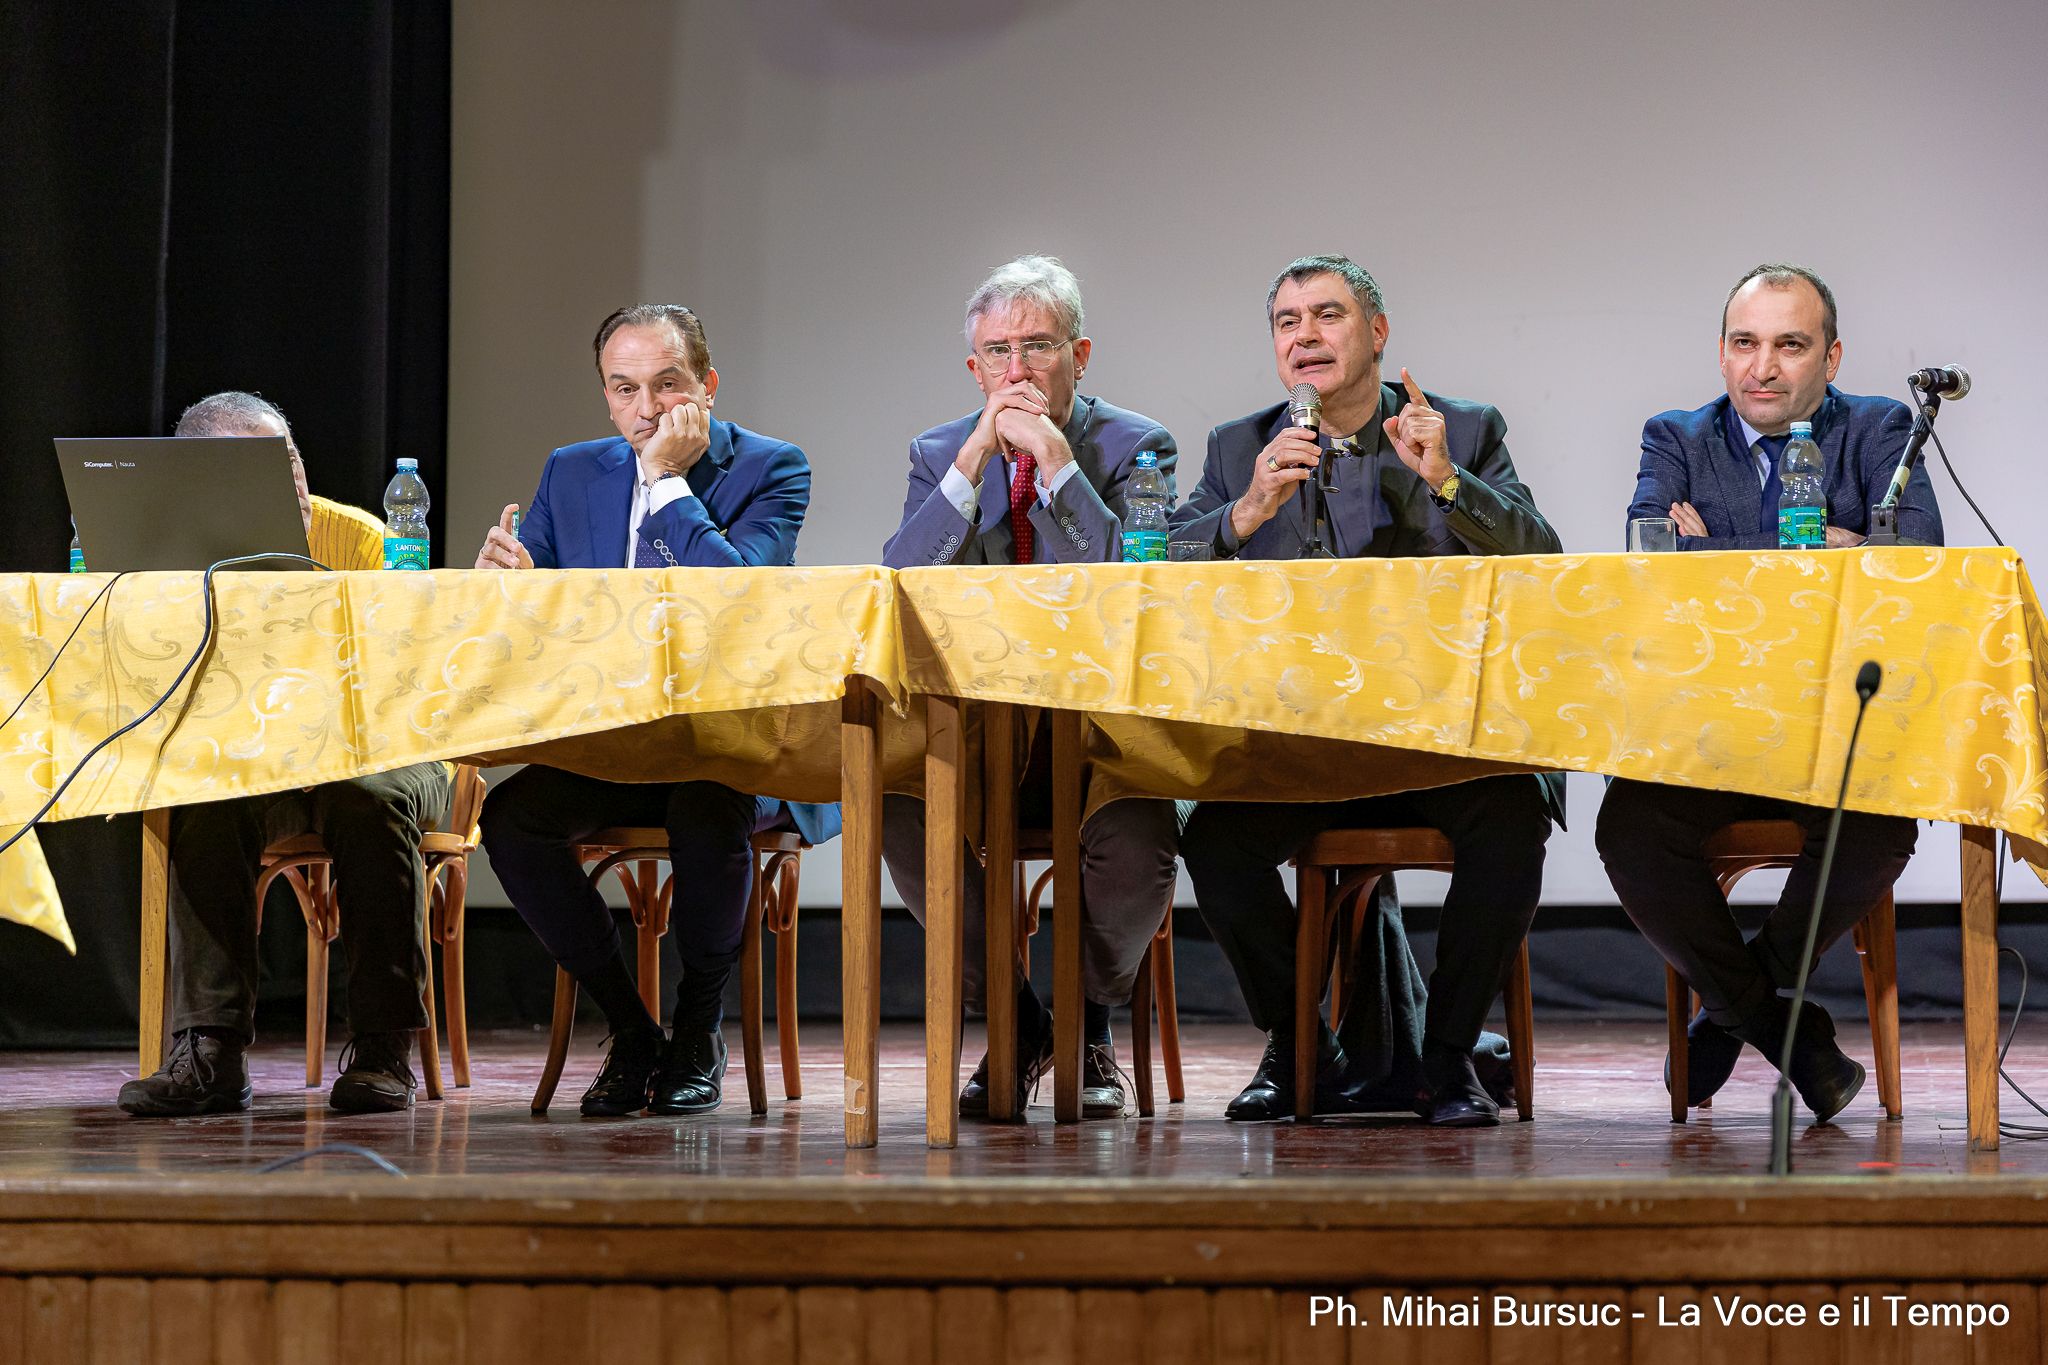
[1770,660,1882,1175]
[1908,365,1971,400]
[1288,382,1323,433]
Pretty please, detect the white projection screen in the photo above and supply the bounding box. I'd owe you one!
[448,0,2048,909]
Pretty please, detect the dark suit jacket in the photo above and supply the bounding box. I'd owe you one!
[1170,382,1566,824]
[882,395,1176,567]
[515,420,839,846]
[1171,386,1560,560]
[1628,386,1944,549]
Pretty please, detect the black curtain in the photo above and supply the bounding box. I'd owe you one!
[0,1,449,1045]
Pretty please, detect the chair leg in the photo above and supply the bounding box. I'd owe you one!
[634,862,663,1020]
[302,868,331,1090]
[740,857,768,1117]
[440,863,472,1088]
[1131,943,1155,1118]
[417,941,445,1103]
[532,967,578,1115]
[1665,967,1690,1124]
[1857,894,1903,1119]
[1154,922,1184,1105]
[776,917,803,1100]
[1503,939,1535,1121]
[1292,866,1329,1120]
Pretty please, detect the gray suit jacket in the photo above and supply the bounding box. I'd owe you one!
[1170,382,1566,826]
[882,395,1176,567]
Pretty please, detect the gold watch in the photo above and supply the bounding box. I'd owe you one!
[1431,468,1462,510]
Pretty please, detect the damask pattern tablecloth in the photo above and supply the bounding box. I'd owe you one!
[5,547,2044,948]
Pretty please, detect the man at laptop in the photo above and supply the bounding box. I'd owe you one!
[117,392,453,1117]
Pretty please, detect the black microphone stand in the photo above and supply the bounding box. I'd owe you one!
[1770,662,1882,1175]
[1865,393,1942,547]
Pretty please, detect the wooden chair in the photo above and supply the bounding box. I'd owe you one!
[1013,834,1182,1117]
[529,829,809,1115]
[1291,827,1537,1122]
[1664,819,1902,1123]
[257,762,489,1100]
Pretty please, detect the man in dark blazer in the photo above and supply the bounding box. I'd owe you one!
[1598,263,1940,1123]
[1171,255,1562,1128]
[474,303,839,1118]
[883,255,1182,1119]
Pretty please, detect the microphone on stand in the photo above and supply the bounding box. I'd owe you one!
[1289,383,1336,558]
[1867,366,1970,545]
[1770,660,1883,1175]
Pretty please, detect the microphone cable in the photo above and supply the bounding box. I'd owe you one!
[1926,421,2004,548]
[0,552,330,859]
[0,570,136,742]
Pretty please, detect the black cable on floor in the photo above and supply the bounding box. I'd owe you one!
[255,1143,406,1177]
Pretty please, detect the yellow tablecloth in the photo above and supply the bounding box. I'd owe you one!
[5,547,2044,950]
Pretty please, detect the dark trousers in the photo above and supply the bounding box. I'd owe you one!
[480,766,793,1028]
[883,792,1181,1011]
[1183,774,1552,1052]
[169,762,452,1042]
[1595,778,1918,1028]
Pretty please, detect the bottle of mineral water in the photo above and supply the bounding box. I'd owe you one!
[69,518,85,573]
[1775,421,1826,549]
[1120,451,1169,563]
[382,458,431,570]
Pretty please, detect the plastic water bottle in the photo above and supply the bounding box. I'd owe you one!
[1120,451,1170,563]
[1776,421,1826,549]
[382,457,431,570]
[68,518,85,573]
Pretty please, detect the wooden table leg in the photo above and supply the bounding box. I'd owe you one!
[139,808,172,1075]
[983,702,1019,1123]
[841,681,883,1149]
[1960,823,2000,1151]
[1051,709,1084,1123]
[924,695,966,1148]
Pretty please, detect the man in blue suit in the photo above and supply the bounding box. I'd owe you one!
[883,256,1183,1120]
[1597,263,1941,1124]
[474,303,838,1117]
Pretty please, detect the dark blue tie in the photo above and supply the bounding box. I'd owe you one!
[1756,434,1789,536]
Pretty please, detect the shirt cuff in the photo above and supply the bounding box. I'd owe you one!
[937,464,979,522]
[1035,460,1079,505]
[648,476,695,513]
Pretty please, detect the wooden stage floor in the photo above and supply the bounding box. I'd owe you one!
[5,1021,2048,1362]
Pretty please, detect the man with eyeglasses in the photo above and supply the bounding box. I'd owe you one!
[882,255,1182,1120]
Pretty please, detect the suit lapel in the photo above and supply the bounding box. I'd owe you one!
[588,439,636,567]
[689,419,734,514]
[1712,399,1763,537]
[976,466,1015,563]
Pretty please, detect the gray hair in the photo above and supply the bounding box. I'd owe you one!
[1265,255,1386,325]
[1722,262,1838,349]
[175,391,293,444]
[964,255,1085,347]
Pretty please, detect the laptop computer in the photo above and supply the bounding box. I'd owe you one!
[53,436,315,572]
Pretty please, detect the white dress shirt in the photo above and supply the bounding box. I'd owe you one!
[935,454,1078,526]
[626,466,696,566]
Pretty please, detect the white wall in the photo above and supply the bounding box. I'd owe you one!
[450,0,2048,908]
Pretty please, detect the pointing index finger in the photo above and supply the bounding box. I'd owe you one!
[499,504,519,534]
[1399,367,1431,409]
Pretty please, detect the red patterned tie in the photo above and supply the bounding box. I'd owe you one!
[1007,450,1037,564]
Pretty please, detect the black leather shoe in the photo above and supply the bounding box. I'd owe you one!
[649,1028,728,1115]
[1225,1026,1347,1122]
[117,1030,251,1117]
[1663,1010,1743,1108]
[1080,1039,1134,1119]
[329,1031,417,1113]
[1736,999,1865,1124]
[959,1029,1054,1119]
[1423,1042,1501,1128]
[579,1026,665,1117]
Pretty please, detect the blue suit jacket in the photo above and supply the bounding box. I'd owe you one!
[1628,386,1943,549]
[881,395,1176,567]
[517,420,840,846]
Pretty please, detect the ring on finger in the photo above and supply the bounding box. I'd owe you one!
[1267,456,1280,471]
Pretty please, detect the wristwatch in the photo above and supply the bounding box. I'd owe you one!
[1431,468,1462,511]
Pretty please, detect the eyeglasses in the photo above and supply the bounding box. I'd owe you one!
[975,338,1072,371]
